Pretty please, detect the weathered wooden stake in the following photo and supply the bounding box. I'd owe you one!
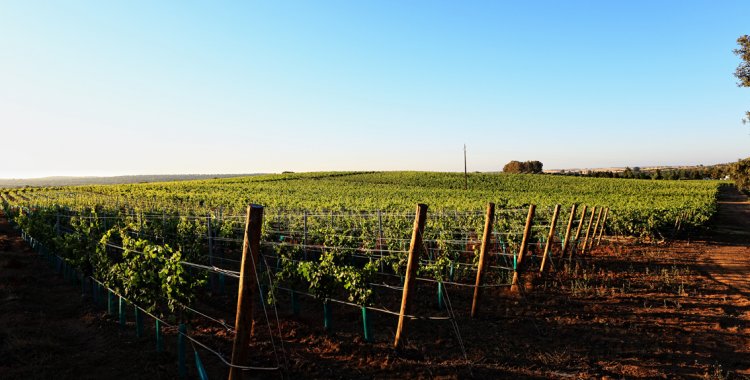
[471,202,495,318]
[587,207,604,251]
[560,204,578,259]
[394,203,428,349]
[511,205,536,289]
[539,204,561,273]
[303,210,308,261]
[207,212,215,287]
[229,205,264,380]
[207,212,214,262]
[515,205,536,267]
[378,209,384,273]
[580,206,598,256]
[569,205,588,260]
[596,208,609,246]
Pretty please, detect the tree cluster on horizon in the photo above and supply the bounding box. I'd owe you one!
[503,160,543,174]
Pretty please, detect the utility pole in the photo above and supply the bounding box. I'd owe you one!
[464,144,468,190]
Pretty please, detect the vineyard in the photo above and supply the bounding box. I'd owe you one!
[0,172,729,378]
[2,171,720,236]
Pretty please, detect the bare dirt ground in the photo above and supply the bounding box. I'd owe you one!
[2,188,750,379]
[698,188,750,297]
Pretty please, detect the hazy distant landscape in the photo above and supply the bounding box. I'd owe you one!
[0,161,733,188]
[0,173,260,188]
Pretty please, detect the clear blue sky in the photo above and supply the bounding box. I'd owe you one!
[1,1,749,178]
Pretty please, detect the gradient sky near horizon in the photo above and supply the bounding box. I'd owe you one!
[1,1,749,178]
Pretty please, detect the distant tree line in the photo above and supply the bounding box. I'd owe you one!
[503,160,543,174]
[558,165,731,181]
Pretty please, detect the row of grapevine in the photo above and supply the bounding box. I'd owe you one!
[0,171,722,237]
[1,191,609,334]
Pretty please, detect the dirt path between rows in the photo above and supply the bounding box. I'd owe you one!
[700,187,750,298]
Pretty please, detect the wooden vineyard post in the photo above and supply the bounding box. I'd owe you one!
[207,212,214,265]
[511,205,535,290]
[569,205,588,260]
[394,203,428,349]
[515,205,536,267]
[560,204,577,259]
[377,209,384,273]
[471,202,495,318]
[580,206,598,256]
[207,212,215,292]
[229,205,264,380]
[587,207,604,252]
[303,210,308,261]
[539,204,561,273]
[596,208,609,246]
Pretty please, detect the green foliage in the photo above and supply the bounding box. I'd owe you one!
[731,157,750,191]
[734,35,750,123]
[55,210,103,271]
[735,35,750,87]
[3,171,721,237]
[98,227,204,314]
[99,228,156,308]
[276,246,378,306]
[11,204,204,315]
[176,215,207,260]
